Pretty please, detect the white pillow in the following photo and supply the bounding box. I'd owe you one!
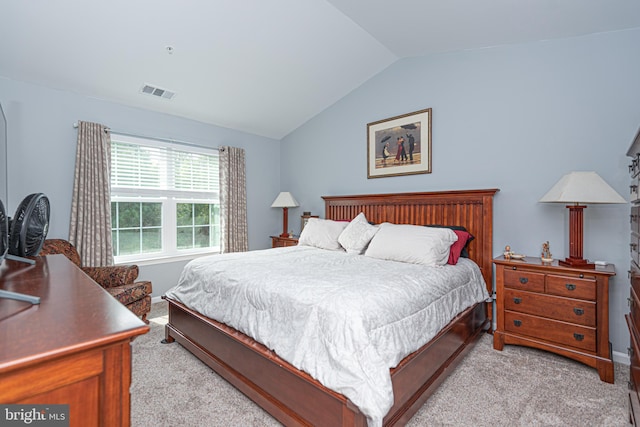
[298,218,348,251]
[364,222,458,266]
[338,212,379,254]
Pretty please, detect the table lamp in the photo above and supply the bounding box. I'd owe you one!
[271,192,299,238]
[539,171,626,268]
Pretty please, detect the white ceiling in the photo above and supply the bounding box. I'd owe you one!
[1,0,639,139]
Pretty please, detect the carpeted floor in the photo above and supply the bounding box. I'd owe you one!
[131,302,629,426]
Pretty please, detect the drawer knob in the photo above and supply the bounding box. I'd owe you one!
[513,320,522,327]
[573,333,584,341]
[565,283,576,291]
[519,277,528,284]
[513,297,522,304]
[573,308,584,316]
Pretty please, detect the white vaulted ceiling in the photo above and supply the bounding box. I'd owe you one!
[1,0,639,139]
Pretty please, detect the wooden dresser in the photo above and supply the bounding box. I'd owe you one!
[627,127,640,424]
[0,254,149,427]
[493,256,615,383]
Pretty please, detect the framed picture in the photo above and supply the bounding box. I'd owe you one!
[367,108,432,179]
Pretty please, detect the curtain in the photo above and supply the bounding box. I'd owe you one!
[219,146,248,253]
[69,121,113,267]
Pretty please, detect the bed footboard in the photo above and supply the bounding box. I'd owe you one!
[163,296,488,426]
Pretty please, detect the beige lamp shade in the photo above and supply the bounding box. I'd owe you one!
[271,192,299,208]
[539,171,626,204]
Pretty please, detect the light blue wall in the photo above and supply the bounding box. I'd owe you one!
[0,77,281,295]
[280,29,640,355]
[2,28,639,356]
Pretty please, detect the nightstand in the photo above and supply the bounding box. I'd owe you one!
[271,235,298,248]
[493,256,616,383]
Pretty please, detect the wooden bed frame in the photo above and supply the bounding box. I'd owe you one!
[163,189,498,426]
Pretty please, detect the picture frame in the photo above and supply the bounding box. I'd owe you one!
[367,108,432,179]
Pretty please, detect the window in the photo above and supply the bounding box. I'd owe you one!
[110,134,219,263]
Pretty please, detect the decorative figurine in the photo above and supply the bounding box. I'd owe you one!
[503,245,513,260]
[541,241,553,263]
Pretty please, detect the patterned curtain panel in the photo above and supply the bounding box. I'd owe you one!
[69,121,113,267]
[219,146,248,253]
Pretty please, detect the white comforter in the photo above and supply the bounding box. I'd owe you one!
[165,246,489,426]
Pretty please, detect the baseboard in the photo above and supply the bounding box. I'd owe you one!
[613,349,630,366]
[152,295,164,304]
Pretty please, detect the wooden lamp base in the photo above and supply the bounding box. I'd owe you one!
[562,204,595,269]
[279,207,290,238]
[559,257,595,269]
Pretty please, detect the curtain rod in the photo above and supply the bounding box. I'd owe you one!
[72,122,219,151]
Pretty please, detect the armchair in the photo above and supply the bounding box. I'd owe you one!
[38,239,152,323]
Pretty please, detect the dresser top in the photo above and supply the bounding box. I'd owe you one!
[493,255,616,276]
[0,254,149,372]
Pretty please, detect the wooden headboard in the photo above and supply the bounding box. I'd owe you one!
[323,189,499,294]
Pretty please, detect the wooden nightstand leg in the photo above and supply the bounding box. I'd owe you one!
[596,341,615,384]
[596,359,615,384]
[493,331,505,351]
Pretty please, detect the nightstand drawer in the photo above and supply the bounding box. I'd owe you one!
[271,236,299,248]
[505,311,596,352]
[546,274,596,300]
[504,289,595,327]
[503,269,544,293]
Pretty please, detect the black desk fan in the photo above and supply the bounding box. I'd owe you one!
[0,193,50,304]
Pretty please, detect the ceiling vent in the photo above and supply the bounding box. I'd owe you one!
[140,84,175,100]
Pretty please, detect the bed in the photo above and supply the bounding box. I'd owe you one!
[163,189,498,426]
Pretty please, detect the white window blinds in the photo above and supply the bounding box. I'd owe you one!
[110,134,219,198]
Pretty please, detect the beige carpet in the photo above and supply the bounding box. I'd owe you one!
[131,302,629,426]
